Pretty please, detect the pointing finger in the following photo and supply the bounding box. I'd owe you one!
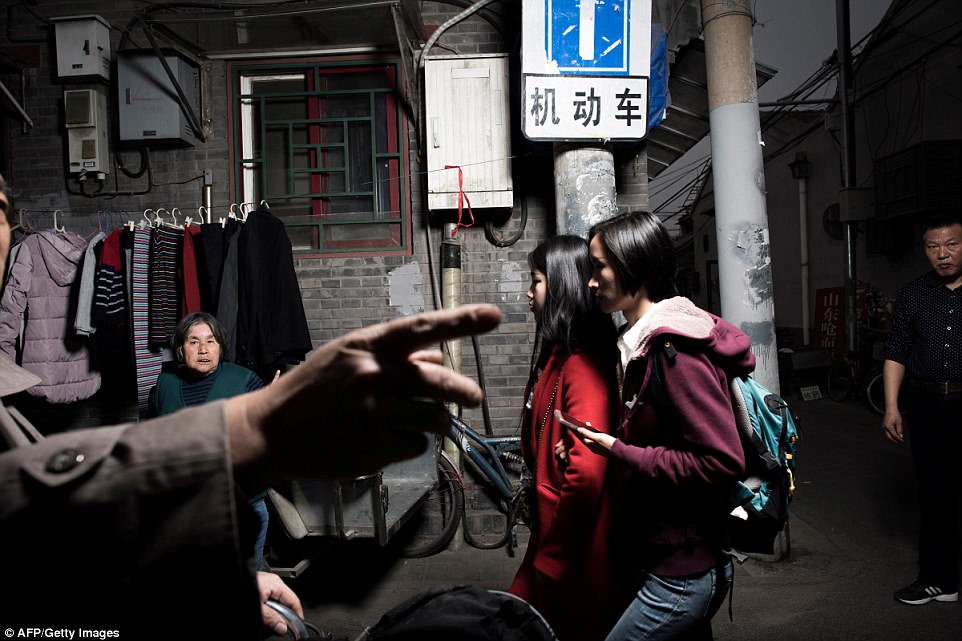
[348,304,502,356]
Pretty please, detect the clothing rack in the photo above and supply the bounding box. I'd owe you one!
[10,201,272,236]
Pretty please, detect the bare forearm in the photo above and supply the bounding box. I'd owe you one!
[883,359,905,411]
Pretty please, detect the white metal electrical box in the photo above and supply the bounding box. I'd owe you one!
[64,89,110,177]
[425,54,513,211]
[116,49,200,146]
[53,15,111,81]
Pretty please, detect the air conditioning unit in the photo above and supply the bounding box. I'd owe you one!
[64,89,110,178]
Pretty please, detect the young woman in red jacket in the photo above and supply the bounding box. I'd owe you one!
[575,212,754,641]
[508,235,621,641]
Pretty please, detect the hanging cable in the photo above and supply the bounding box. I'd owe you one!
[484,195,527,247]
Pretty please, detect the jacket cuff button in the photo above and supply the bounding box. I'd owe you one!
[46,449,86,473]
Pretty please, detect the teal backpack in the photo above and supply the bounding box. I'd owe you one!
[649,339,800,556]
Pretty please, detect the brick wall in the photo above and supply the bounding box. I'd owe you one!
[0,1,547,436]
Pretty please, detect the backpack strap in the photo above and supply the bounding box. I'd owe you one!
[728,378,780,471]
[647,339,676,408]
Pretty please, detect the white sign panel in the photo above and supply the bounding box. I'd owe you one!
[522,74,648,140]
[522,0,651,141]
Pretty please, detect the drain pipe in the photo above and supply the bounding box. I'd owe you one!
[441,222,464,548]
[790,152,812,346]
[441,224,463,388]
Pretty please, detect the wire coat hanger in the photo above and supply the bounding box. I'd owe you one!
[168,207,184,229]
[52,209,66,233]
[240,202,257,221]
[10,209,25,233]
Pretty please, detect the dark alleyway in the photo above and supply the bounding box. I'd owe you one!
[273,387,962,641]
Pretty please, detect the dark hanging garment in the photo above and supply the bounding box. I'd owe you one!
[200,218,241,312]
[182,225,204,316]
[91,228,134,400]
[93,229,128,331]
[216,222,242,360]
[235,206,311,377]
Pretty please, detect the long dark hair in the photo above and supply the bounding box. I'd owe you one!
[529,235,616,361]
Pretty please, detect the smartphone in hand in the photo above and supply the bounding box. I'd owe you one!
[554,409,600,433]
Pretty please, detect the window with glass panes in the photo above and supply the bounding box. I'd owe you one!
[230,58,409,255]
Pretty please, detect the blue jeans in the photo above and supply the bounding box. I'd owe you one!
[250,496,269,571]
[605,560,733,641]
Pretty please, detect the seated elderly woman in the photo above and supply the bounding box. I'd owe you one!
[149,311,272,570]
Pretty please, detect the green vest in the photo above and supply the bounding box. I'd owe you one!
[151,362,253,416]
[151,363,264,502]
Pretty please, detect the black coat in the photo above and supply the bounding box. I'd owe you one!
[236,206,312,376]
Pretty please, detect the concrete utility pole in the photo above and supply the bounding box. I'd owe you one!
[836,0,859,355]
[553,143,618,238]
[701,0,780,392]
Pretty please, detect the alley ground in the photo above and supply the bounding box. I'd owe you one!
[270,379,962,641]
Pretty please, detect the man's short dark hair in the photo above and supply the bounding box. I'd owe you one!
[923,212,962,235]
[588,211,679,302]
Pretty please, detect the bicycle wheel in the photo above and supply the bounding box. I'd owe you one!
[827,356,857,402]
[461,460,515,551]
[392,454,463,559]
[865,370,885,416]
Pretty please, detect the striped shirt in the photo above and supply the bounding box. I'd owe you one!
[148,226,183,348]
[181,363,265,407]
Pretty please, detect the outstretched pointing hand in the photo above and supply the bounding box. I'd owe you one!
[227,304,502,488]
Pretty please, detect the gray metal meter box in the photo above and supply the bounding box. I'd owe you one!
[53,15,112,81]
[64,89,110,176]
[425,54,513,211]
[117,49,199,146]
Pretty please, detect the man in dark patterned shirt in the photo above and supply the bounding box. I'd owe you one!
[882,212,962,607]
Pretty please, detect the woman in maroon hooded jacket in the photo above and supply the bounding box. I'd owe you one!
[508,235,620,641]
[576,212,754,641]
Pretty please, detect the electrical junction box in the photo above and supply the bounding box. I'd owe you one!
[64,89,110,177]
[53,15,111,81]
[425,54,513,211]
[839,187,875,222]
[116,49,200,146]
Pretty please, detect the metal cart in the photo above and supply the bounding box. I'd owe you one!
[266,442,438,577]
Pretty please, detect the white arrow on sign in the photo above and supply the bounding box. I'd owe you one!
[580,0,595,60]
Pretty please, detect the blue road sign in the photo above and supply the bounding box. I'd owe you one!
[547,0,629,75]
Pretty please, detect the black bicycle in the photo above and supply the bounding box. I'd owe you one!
[826,330,887,415]
[391,415,525,558]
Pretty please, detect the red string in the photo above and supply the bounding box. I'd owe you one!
[444,165,474,237]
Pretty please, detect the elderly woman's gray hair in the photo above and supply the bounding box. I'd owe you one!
[171,312,230,364]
